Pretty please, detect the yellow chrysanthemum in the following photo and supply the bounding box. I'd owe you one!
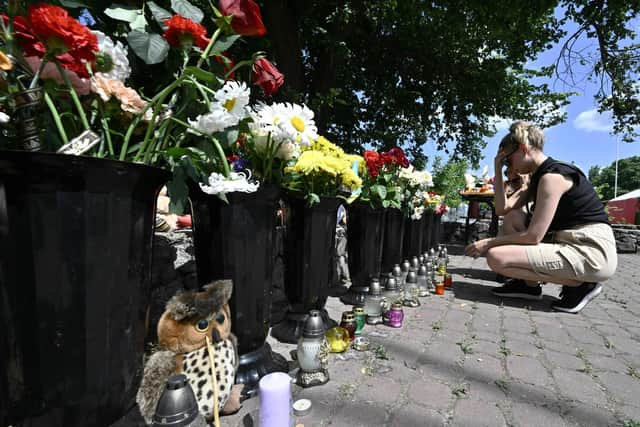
[338,167,362,190]
[311,135,345,157]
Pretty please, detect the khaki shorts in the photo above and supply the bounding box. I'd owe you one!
[525,222,618,283]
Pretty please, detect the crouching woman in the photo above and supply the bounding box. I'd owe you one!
[465,121,617,313]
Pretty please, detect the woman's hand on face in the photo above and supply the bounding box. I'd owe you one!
[465,238,490,258]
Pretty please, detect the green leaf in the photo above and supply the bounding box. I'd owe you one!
[382,199,391,208]
[167,168,188,214]
[170,0,204,23]
[306,193,321,206]
[224,129,239,147]
[60,0,88,7]
[147,1,172,27]
[105,4,141,23]
[370,184,387,200]
[127,31,170,64]
[211,35,241,54]
[184,66,216,83]
[129,13,148,31]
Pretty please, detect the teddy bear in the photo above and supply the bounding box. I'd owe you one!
[136,280,244,423]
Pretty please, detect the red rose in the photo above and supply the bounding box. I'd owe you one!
[252,57,284,95]
[387,147,410,167]
[219,0,267,36]
[163,15,210,50]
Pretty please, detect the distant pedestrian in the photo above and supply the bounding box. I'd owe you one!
[465,121,617,313]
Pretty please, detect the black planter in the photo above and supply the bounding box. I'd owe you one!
[431,213,443,249]
[402,217,424,259]
[189,184,287,398]
[270,195,341,344]
[0,150,169,427]
[422,210,434,252]
[341,202,385,305]
[380,208,405,274]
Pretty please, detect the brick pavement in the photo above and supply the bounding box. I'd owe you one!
[223,248,640,427]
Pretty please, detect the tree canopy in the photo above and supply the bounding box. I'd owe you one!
[86,0,639,165]
[588,155,640,201]
[252,0,639,164]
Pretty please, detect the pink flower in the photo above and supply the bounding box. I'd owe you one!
[91,75,151,120]
[26,56,90,95]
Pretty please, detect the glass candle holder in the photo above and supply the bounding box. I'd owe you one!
[383,302,404,328]
[353,307,366,335]
[339,311,357,341]
[325,326,350,352]
[434,282,445,295]
[444,273,453,287]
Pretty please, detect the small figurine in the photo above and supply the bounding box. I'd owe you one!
[136,280,243,424]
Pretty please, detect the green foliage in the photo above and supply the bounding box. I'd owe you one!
[589,156,640,201]
[431,156,471,208]
[242,0,571,164]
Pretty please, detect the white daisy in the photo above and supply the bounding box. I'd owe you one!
[93,31,131,82]
[249,102,286,141]
[188,105,237,135]
[214,80,250,121]
[0,111,9,124]
[277,102,318,146]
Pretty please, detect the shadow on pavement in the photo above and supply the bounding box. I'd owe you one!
[450,280,557,312]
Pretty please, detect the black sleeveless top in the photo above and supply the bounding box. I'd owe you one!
[528,157,609,231]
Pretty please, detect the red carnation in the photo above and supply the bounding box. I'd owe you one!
[28,4,97,66]
[219,0,266,36]
[2,15,46,57]
[252,57,284,95]
[163,15,210,50]
[364,150,383,178]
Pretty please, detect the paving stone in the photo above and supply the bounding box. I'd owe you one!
[618,403,640,421]
[564,326,607,347]
[451,398,507,427]
[543,349,585,371]
[463,354,504,382]
[562,402,619,427]
[587,354,630,374]
[552,368,607,405]
[505,337,543,358]
[507,356,553,387]
[331,401,388,426]
[605,334,640,355]
[473,339,501,357]
[215,249,640,427]
[406,378,454,410]
[388,403,447,427]
[356,376,403,406]
[510,401,569,427]
[597,372,640,407]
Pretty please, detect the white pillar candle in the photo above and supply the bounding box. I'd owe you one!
[259,372,291,427]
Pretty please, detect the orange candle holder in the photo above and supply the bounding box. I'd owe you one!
[435,283,445,295]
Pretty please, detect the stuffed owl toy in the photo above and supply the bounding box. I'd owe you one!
[136,280,244,423]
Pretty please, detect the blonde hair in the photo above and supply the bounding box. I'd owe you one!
[499,121,545,151]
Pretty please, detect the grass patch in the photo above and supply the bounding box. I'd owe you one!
[452,382,469,398]
[375,344,389,360]
[494,379,510,393]
[457,341,474,355]
[499,339,511,356]
[432,321,442,331]
[627,366,640,379]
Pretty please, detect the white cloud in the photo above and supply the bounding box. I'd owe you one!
[573,109,613,133]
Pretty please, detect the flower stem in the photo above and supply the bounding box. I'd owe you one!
[121,77,183,161]
[43,91,68,145]
[29,59,47,90]
[197,28,222,69]
[53,59,90,130]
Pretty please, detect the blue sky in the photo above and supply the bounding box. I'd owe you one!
[423,10,639,177]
